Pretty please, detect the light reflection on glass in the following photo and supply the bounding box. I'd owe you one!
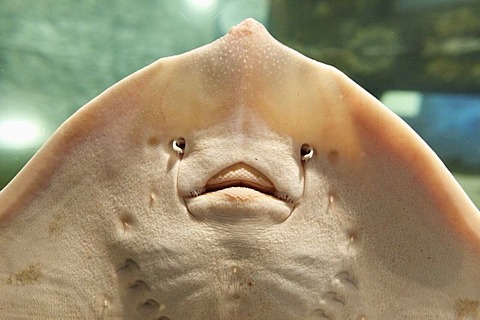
[0,119,44,149]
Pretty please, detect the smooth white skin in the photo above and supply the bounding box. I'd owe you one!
[1,19,480,320]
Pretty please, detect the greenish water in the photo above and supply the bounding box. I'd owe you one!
[454,173,480,208]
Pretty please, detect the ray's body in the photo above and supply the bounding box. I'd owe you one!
[1,19,480,319]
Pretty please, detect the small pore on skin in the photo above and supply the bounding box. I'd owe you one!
[147,136,160,146]
[347,228,360,243]
[326,190,337,213]
[119,213,135,232]
[328,193,335,205]
[6,263,42,285]
[328,149,339,164]
[149,191,157,207]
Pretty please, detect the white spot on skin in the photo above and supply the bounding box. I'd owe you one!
[329,194,335,205]
[350,234,356,242]
[149,192,156,206]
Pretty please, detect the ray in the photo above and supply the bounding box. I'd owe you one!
[1,18,479,320]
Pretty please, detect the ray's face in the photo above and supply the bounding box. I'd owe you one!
[174,112,313,226]
[143,23,327,228]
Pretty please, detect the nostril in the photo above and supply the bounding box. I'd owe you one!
[172,137,186,154]
[300,144,314,161]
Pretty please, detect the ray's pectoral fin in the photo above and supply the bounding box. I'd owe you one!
[307,68,480,317]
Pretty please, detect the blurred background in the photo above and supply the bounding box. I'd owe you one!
[0,0,479,207]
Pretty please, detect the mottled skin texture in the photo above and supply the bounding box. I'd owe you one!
[1,19,480,319]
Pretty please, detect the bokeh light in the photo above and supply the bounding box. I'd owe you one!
[0,119,43,149]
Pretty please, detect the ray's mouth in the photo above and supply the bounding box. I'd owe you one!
[204,180,275,195]
[186,163,294,204]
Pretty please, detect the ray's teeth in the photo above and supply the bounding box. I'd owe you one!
[207,163,274,190]
[274,192,294,203]
[188,163,294,204]
[189,188,205,197]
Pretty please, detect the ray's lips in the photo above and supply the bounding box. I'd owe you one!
[183,162,295,224]
[184,163,294,204]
